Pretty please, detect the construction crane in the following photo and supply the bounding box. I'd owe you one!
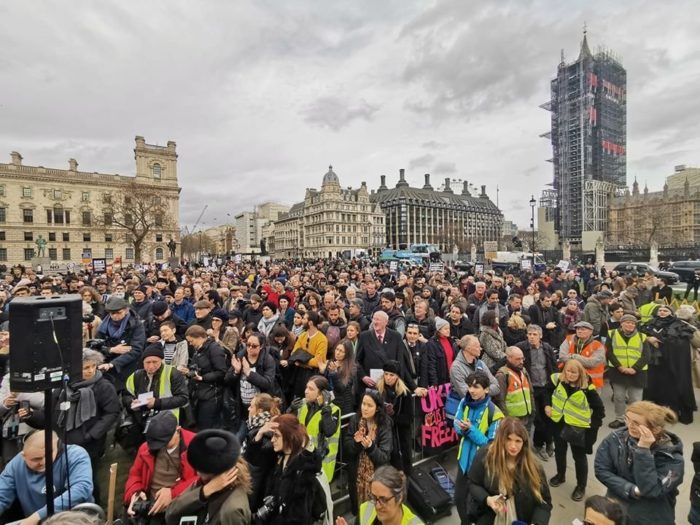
[183,205,208,235]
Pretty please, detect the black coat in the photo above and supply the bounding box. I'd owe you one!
[244,418,277,512]
[422,336,455,387]
[266,449,323,525]
[356,328,416,390]
[145,312,188,339]
[98,310,147,381]
[190,338,228,401]
[545,380,605,454]
[450,316,475,340]
[516,340,558,386]
[468,446,552,525]
[528,303,563,347]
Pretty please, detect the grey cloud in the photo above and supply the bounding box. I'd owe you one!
[300,97,380,131]
[409,154,435,169]
[434,162,457,174]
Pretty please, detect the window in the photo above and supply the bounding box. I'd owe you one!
[104,212,112,226]
[0,185,4,196]
[0,248,6,261]
[81,192,89,202]
[82,211,91,226]
[22,187,32,198]
[48,232,56,242]
[155,247,164,260]
[125,247,134,259]
[53,189,62,199]
[24,248,34,261]
[24,231,33,241]
[48,248,57,260]
[152,163,161,178]
[155,214,163,227]
[105,233,113,242]
[83,233,91,242]
[0,208,5,223]
[47,209,53,224]
[125,214,133,226]
[23,209,33,223]
[105,248,113,259]
[125,196,132,205]
[53,206,64,224]
[62,232,70,242]
[103,194,112,204]
[153,196,162,205]
[65,210,70,224]
[62,248,71,261]
[0,231,5,241]
[156,234,163,242]
[83,248,92,258]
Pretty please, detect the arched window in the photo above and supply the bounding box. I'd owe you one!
[152,163,161,179]
[155,247,164,260]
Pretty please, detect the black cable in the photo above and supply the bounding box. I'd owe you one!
[50,313,72,509]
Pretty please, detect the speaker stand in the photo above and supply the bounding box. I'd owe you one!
[44,389,55,517]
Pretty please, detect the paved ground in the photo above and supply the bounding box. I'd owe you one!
[428,383,699,525]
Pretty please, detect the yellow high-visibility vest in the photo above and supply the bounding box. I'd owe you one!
[298,401,341,482]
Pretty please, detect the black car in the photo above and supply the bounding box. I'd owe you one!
[611,262,680,284]
[667,260,700,283]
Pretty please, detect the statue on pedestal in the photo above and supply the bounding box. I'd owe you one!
[167,238,177,258]
[35,235,47,258]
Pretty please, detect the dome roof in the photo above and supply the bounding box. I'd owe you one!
[322,165,340,186]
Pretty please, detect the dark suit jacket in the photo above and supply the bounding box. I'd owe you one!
[356,327,416,390]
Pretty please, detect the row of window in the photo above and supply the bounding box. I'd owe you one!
[0,247,150,263]
[0,207,164,228]
[0,231,165,243]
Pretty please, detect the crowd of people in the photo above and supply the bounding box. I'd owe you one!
[0,258,698,524]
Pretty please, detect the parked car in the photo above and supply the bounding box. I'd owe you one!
[667,260,700,283]
[612,262,680,283]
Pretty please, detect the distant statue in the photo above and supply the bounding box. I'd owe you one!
[35,235,47,258]
[167,238,177,258]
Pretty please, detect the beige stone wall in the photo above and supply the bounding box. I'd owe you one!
[0,136,180,266]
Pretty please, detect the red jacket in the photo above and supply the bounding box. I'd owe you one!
[123,428,198,504]
[262,283,295,309]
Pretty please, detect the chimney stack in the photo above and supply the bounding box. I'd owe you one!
[378,175,388,192]
[480,185,488,198]
[396,168,409,188]
[423,173,433,190]
[68,158,78,171]
[462,181,471,196]
[10,151,22,166]
[443,178,453,193]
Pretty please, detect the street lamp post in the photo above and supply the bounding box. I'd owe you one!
[529,195,536,271]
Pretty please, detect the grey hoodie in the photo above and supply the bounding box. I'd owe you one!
[449,349,500,399]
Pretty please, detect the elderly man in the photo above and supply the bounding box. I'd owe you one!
[356,311,423,394]
[559,321,606,389]
[582,290,613,337]
[516,324,557,460]
[0,431,93,525]
[495,347,535,432]
[96,296,147,385]
[449,334,499,399]
[605,314,651,428]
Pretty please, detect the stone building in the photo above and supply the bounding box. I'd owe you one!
[272,166,384,259]
[234,202,289,254]
[607,173,700,248]
[369,170,503,252]
[0,136,180,266]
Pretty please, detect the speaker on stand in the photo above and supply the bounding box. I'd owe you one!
[9,294,83,517]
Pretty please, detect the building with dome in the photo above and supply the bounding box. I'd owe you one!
[273,166,385,259]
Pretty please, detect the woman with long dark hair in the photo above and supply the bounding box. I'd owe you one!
[320,339,357,415]
[468,417,552,524]
[344,389,393,513]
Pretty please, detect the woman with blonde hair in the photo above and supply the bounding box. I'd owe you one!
[594,400,684,525]
[468,417,552,524]
[545,359,604,502]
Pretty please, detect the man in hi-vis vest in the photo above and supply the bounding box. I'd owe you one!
[605,315,651,428]
[123,344,189,449]
[495,346,535,433]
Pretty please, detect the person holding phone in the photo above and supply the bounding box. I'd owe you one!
[594,401,684,525]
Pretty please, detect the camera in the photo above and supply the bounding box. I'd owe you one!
[86,339,111,358]
[255,495,278,522]
[186,363,200,379]
[131,499,153,522]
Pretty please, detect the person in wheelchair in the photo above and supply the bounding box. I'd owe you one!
[120,345,189,452]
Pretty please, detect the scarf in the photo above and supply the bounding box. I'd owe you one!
[248,410,273,430]
[58,371,102,432]
[99,312,131,340]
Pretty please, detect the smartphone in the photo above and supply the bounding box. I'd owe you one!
[19,400,30,412]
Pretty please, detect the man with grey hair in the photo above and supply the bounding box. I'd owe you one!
[450,335,499,399]
[357,311,418,392]
[516,324,557,460]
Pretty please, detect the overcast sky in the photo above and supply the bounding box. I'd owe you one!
[2,0,699,231]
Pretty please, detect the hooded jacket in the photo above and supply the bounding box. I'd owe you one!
[594,429,684,524]
[449,350,499,399]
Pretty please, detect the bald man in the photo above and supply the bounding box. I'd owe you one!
[0,431,93,525]
[495,346,536,433]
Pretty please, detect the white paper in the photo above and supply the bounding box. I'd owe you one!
[370,369,383,382]
[133,391,154,407]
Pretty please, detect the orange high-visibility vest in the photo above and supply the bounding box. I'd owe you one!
[562,335,605,388]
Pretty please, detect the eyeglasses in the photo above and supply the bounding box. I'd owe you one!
[369,493,396,507]
[247,343,261,349]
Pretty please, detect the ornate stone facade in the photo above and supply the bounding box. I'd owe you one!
[0,136,180,266]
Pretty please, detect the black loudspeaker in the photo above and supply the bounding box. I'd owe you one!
[9,295,83,392]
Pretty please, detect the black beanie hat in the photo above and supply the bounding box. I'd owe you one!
[383,360,401,375]
[188,430,241,474]
[152,301,168,316]
[142,343,164,361]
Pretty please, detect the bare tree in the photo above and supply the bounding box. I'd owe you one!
[181,232,216,260]
[95,180,175,262]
